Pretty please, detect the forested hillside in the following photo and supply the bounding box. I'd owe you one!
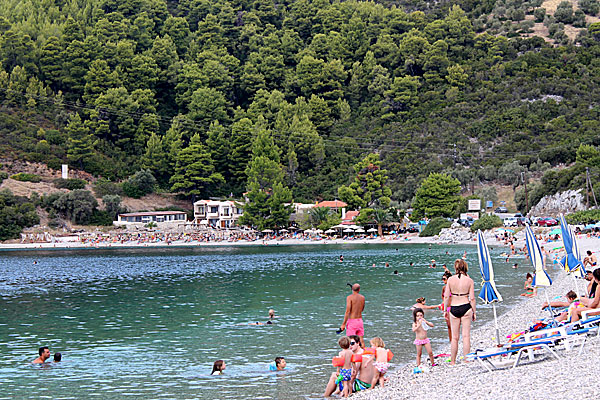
[2,0,600,205]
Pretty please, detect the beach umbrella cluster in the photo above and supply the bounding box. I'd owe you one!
[559,215,586,292]
[525,225,555,322]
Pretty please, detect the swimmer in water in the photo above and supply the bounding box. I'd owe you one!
[340,255,344,262]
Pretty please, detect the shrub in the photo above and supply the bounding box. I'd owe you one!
[0,171,7,184]
[566,209,600,224]
[102,194,124,220]
[579,0,599,15]
[122,170,156,199]
[471,214,503,232]
[419,217,452,237]
[53,178,87,190]
[554,1,574,23]
[93,178,124,197]
[88,209,114,226]
[48,190,98,225]
[11,173,41,183]
[0,189,40,240]
[534,8,546,22]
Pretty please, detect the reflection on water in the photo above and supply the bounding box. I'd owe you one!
[0,244,531,399]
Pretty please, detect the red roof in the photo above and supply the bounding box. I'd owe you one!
[119,211,186,217]
[342,210,360,222]
[315,200,347,208]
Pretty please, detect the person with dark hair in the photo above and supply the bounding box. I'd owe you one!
[53,352,62,362]
[521,273,536,297]
[269,357,286,371]
[412,308,435,367]
[211,360,226,375]
[441,272,453,342]
[571,268,600,322]
[323,335,374,396]
[444,259,476,365]
[33,346,51,364]
[584,250,597,268]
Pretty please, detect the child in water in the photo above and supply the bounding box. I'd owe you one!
[211,360,226,375]
[521,273,537,297]
[369,337,389,389]
[335,336,353,397]
[412,308,435,367]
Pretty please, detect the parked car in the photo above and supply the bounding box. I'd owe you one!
[407,223,420,233]
[503,217,518,227]
[536,217,558,227]
[495,207,508,213]
[457,217,474,227]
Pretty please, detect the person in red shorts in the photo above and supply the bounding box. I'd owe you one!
[340,283,366,347]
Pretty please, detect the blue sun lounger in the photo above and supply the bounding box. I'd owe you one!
[468,338,560,372]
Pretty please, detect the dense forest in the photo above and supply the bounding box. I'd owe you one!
[2,0,600,209]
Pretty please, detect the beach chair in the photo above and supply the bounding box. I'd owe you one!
[468,338,560,372]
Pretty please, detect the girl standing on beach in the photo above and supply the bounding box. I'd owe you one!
[444,259,476,365]
[412,308,435,367]
[369,337,389,389]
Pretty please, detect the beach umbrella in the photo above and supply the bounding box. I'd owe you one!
[367,228,378,233]
[526,225,555,321]
[559,215,586,292]
[476,230,503,345]
[355,228,366,233]
[548,228,562,236]
[343,228,354,233]
[324,229,335,234]
[261,229,274,233]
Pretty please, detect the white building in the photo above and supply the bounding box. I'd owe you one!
[193,200,243,228]
[114,211,187,228]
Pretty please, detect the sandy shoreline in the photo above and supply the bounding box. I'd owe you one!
[353,236,600,400]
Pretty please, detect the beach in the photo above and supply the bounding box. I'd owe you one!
[354,235,600,400]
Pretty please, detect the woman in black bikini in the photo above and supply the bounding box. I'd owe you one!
[443,259,476,365]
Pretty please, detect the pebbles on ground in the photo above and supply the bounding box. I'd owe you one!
[353,250,600,399]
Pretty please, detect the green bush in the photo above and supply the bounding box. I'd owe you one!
[44,190,98,225]
[53,178,87,190]
[0,171,8,184]
[566,210,600,225]
[471,214,503,232]
[0,189,40,240]
[93,178,124,197]
[88,209,114,226]
[11,173,41,183]
[122,170,156,199]
[419,217,452,237]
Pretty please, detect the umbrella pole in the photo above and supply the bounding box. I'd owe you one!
[544,290,557,326]
[493,303,501,346]
[572,273,580,296]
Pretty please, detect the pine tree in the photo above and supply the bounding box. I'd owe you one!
[170,133,224,200]
[66,113,95,170]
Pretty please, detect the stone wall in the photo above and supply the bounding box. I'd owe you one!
[527,189,585,217]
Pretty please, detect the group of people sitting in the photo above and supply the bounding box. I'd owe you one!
[323,335,390,397]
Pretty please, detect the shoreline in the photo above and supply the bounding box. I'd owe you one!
[0,234,478,252]
[353,237,600,400]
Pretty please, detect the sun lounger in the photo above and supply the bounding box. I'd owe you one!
[468,338,560,372]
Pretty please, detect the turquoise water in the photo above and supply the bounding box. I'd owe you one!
[0,244,537,399]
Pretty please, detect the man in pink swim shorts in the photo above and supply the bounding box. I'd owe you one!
[340,283,366,347]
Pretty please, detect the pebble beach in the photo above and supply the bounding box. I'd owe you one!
[354,237,600,400]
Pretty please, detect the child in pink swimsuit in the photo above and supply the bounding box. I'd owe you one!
[412,308,435,367]
[369,337,389,389]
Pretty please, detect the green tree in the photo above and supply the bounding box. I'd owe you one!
[141,132,169,187]
[308,206,331,228]
[0,189,39,240]
[338,153,392,210]
[102,194,123,220]
[66,113,95,170]
[122,170,157,199]
[412,173,462,219]
[170,133,224,200]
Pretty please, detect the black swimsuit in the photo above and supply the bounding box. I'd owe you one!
[449,302,471,318]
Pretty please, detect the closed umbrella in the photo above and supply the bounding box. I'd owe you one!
[559,215,586,292]
[477,230,503,345]
[526,225,554,321]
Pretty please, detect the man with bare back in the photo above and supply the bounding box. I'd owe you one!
[340,283,365,347]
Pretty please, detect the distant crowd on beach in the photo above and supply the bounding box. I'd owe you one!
[18,228,415,247]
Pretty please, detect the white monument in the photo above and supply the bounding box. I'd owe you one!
[61,164,68,179]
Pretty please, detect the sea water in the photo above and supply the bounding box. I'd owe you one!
[0,243,540,399]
